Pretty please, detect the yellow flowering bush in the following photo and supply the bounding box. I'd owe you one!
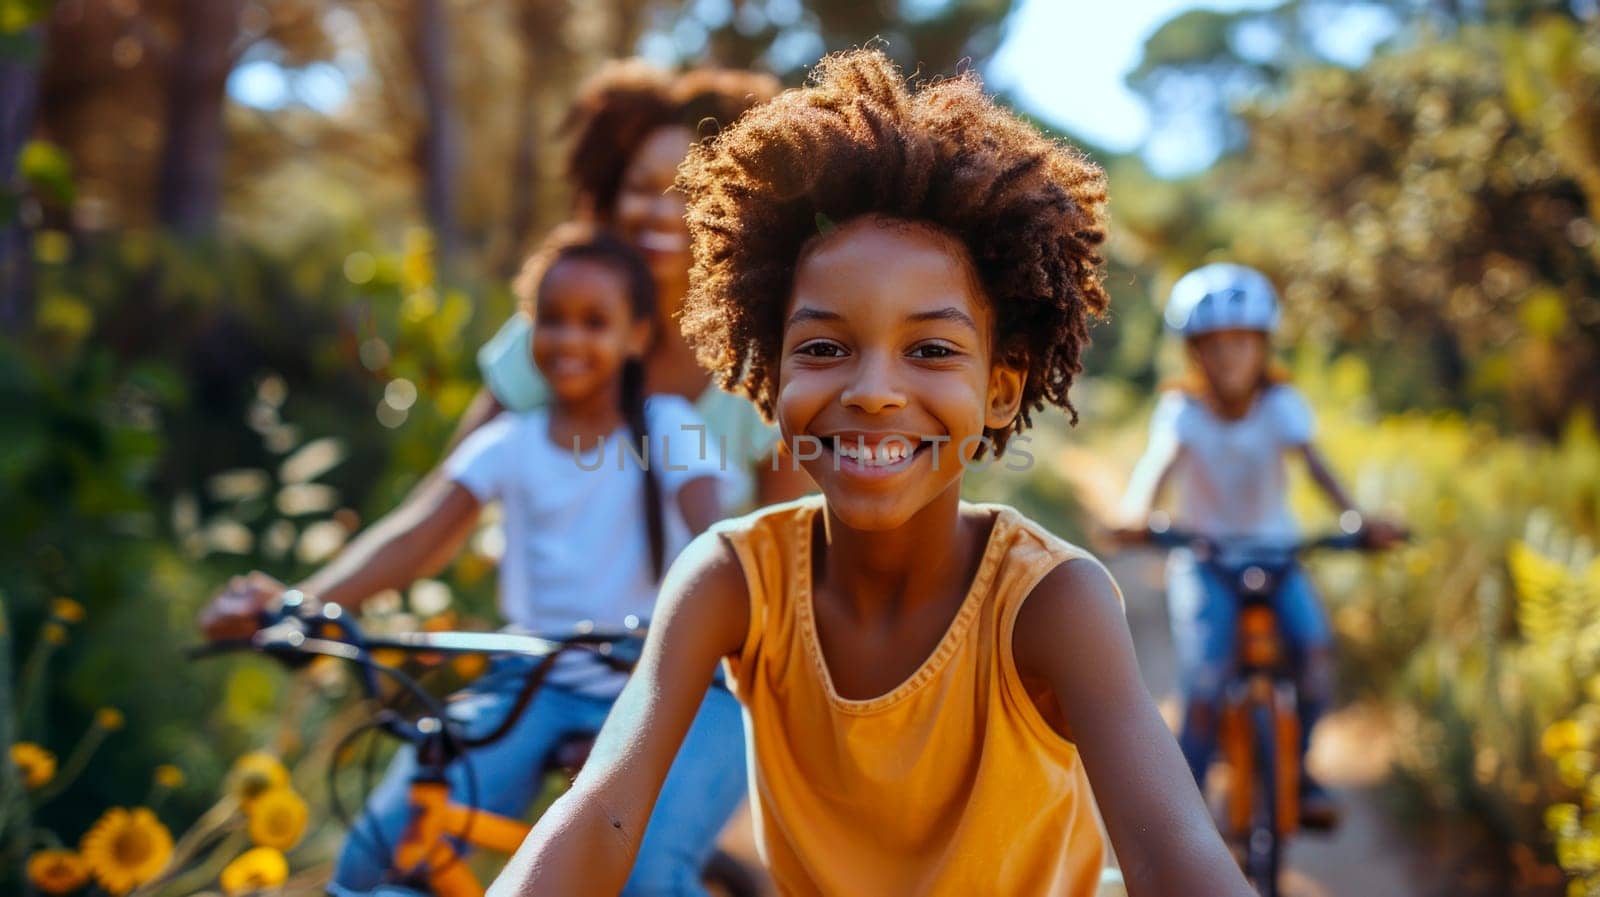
[79,807,174,895]
[226,751,291,807]
[12,741,57,788]
[247,786,310,851]
[26,849,90,895]
[219,847,290,895]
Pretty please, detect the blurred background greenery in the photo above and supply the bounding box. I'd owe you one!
[1,0,1598,894]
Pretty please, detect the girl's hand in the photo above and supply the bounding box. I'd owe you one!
[197,572,288,641]
[1090,521,1151,554]
[1361,517,1409,549]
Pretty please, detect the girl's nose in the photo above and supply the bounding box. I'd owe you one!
[839,352,907,414]
[548,324,587,350]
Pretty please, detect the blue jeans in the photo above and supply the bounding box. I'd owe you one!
[328,655,747,896]
[1167,550,1333,785]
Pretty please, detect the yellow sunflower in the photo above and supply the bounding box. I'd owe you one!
[219,846,289,895]
[227,751,290,806]
[27,849,90,894]
[51,597,86,623]
[153,764,185,789]
[12,742,57,789]
[246,786,309,850]
[79,807,173,895]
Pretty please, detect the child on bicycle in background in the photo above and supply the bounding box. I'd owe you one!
[199,224,745,897]
[487,49,1255,897]
[1112,262,1405,827]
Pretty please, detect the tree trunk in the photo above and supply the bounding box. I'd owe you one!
[409,0,458,263]
[504,1,573,276]
[503,81,540,276]
[609,0,652,58]
[0,26,42,332]
[156,0,242,237]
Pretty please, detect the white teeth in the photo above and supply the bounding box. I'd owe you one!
[833,439,915,467]
[637,231,686,252]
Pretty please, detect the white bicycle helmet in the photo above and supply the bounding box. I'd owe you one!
[1164,263,1281,337]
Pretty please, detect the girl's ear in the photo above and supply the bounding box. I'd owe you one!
[626,318,653,359]
[985,359,1026,432]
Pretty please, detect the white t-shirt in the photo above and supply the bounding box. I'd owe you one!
[1140,384,1315,544]
[443,395,725,694]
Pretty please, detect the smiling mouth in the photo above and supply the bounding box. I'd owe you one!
[635,231,686,253]
[545,357,591,378]
[817,436,933,474]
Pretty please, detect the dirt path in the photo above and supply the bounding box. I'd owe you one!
[713,553,1424,897]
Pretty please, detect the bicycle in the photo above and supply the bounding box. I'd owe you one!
[193,591,761,897]
[1142,517,1389,897]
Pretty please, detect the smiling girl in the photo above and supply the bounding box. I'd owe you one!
[487,50,1255,897]
[202,225,737,896]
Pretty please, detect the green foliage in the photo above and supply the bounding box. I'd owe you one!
[0,0,51,35]
[1110,14,1600,432]
[1,223,516,888]
[16,141,72,207]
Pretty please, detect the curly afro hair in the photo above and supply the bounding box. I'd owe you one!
[564,59,781,222]
[676,49,1111,451]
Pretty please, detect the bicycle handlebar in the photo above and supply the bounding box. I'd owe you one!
[1144,525,1370,557]
[188,590,647,748]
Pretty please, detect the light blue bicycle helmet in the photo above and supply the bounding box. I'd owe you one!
[1164,263,1281,337]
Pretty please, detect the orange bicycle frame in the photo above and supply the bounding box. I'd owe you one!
[392,780,532,897]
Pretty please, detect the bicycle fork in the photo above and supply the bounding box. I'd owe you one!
[1220,677,1300,838]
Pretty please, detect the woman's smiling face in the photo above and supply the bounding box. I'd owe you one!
[776,215,1023,531]
[613,125,694,316]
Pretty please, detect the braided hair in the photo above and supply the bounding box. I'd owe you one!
[513,222,668,579]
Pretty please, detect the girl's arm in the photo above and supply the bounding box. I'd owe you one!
[198,479,481,639]
[1297,444,1407,546]
[487,532,750,897]
[444,387,506,454]
[1110,393,1184,541]
[1298,443,1356,515]
[296,478,481,607]
[1014,560,1255,897]
[1108,445,1182,546]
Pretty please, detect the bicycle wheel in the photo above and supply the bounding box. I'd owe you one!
[1243,702,1282,897]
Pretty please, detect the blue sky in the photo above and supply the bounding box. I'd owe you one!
[987,0,1399,172]
[986,0,1283,158]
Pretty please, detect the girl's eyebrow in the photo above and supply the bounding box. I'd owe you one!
[908,307,978,332]
[786,306,978,332]
[785,307,842,327]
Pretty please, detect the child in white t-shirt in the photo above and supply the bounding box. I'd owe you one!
[201,223,744,895]
[1115,263,1404,828]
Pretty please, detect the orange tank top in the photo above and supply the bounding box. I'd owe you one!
[716,496,1114,897]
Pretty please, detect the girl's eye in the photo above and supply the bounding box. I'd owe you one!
[796,341,846,358]
[586,314,609,330]
[909,343,957,359]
